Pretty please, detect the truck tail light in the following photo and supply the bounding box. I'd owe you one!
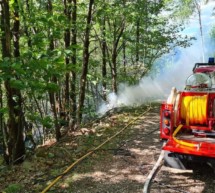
[160,103,173,139]
[164,119,170,126]
[164,127,170,135]
[164,111,170,117]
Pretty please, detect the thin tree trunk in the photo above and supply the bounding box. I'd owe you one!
[194,0,205,62]
[101,15,107,101]
[111,0,126,93]
[69,0,77,130]
[112,48,118,94]
[0,85,3,139]
[77,0,94,125]
[111,21,125,94]
[47,0,61,141]
[136,18,140,64]
[0,85,4,160]
[24,0,32,48]
[64,0,72,117]
[123,40,126,73]
[70,0,77,121]
[13,0,20,57]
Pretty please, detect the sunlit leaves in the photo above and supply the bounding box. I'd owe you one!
[0,0,196,135]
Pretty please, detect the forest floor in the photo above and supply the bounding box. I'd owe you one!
[0,103,215,193]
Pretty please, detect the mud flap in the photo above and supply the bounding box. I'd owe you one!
[164,151,190,170]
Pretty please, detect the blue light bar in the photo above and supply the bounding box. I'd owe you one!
[208,57,214,63]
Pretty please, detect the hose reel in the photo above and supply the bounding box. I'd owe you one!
[180,95,207,126]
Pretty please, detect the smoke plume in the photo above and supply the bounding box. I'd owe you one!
[97,2,215,115]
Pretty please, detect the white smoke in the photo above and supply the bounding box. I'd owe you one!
[97,77,170,115]
[97,2,215,115]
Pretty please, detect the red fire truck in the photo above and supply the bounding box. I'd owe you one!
[160,58,215,170]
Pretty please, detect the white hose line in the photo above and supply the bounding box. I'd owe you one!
[143,143,166,193]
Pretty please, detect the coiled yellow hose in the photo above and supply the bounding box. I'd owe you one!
[180,95,207,125]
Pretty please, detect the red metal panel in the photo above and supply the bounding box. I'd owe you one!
[194,66,215,73]
[163,139,215,158]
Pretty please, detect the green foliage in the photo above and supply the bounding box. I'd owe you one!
[3,183,23,193]
[93,0,194,82]
[41,116,53,129]
[168,0,209,21]
[0,0,197,148]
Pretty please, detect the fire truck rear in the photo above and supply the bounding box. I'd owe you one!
[160,58,215,170]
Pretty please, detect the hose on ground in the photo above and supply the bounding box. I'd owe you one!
[41,105,152,193]
[143,141,166,193]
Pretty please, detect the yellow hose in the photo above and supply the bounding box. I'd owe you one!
[173,124,198,148]
[41,106,152,193]
[180,95,207,125]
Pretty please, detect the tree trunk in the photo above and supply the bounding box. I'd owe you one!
[48,87,61,141]
[13,0,20,57]
[23,0,32,50]
[101,16,107,101]
[195,0,205,62]
[111,21,125,94]
[123,40,126,73]
[47,0,61,141]
[111,48,118,94]
[64,0,71,117]
[1,0,25,164]
[70,0,77,126]
[136,18,140,64]
[0,85,4,160]
[77,0,94,125]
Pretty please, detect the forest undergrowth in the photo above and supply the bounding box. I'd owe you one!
[0,103,158,193]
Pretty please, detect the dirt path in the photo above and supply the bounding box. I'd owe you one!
[1,104,215,192]
[56,106,160,193]
[67,105,215,193]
